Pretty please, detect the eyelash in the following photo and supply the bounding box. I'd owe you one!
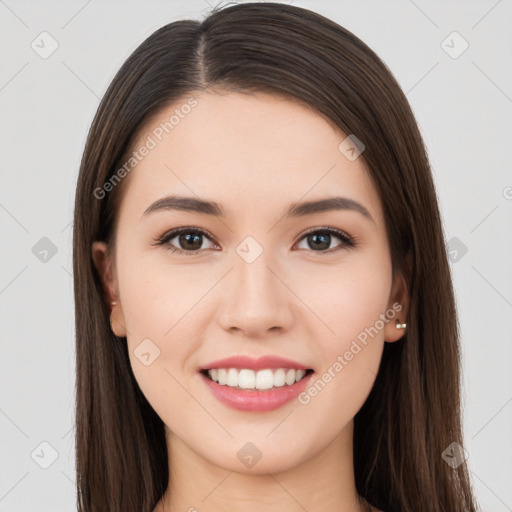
[153,226,358,256]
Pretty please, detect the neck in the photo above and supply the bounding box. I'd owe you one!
[155,420,371,512]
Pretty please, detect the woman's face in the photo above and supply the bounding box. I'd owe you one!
[93,91,408,474]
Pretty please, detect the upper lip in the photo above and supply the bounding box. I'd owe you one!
[199,355,312,371]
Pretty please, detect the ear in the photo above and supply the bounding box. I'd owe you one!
[384,257,411,343]
[92,241,127,337]
[92,241,117,304]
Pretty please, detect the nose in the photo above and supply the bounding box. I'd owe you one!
[217,251,295,338]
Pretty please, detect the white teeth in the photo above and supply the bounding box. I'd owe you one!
[274,368,286,387]
[226,368,238,387]
[256,369,274,390]
[206,368,310,390]
[238,369,255,389]
[217,368,227,385]
[295,369,306,382]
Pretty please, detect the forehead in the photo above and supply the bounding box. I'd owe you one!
[119,91,383,226]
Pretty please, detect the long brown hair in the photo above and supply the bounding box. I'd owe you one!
[73,3,478,511]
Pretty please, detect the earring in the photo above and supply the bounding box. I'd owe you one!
[111,300,118,306]
[395,318,407,329]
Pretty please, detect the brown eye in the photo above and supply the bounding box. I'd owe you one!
[156,228,216,255]
[295,228,355,253]
[175,232,203,251]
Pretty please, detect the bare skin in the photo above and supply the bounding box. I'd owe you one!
[93,91,407,512]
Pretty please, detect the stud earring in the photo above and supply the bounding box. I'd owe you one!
[111,301,118,306]
[395,318,407,329]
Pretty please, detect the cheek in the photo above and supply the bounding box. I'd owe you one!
[293,254,392,425]
[117,255,203,425]
[335,268,392,350]
[115,250,207,397]
[290,251,392,354]
[293,255,391,411]
[118,247,207,339]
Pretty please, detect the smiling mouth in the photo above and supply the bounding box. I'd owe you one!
[200,368,314,391]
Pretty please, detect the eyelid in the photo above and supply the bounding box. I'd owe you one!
[298,225,353,242]
[293,226,356,252]
[154,225,357,255]
[152,226,219,251]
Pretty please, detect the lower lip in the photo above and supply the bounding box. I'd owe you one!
[200,371,314,412]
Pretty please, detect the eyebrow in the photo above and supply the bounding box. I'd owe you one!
[142,195,374,223]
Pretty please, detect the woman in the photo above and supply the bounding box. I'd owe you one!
[73,3,479,511]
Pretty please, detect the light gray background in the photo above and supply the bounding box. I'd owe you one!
[1,1,511,510]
